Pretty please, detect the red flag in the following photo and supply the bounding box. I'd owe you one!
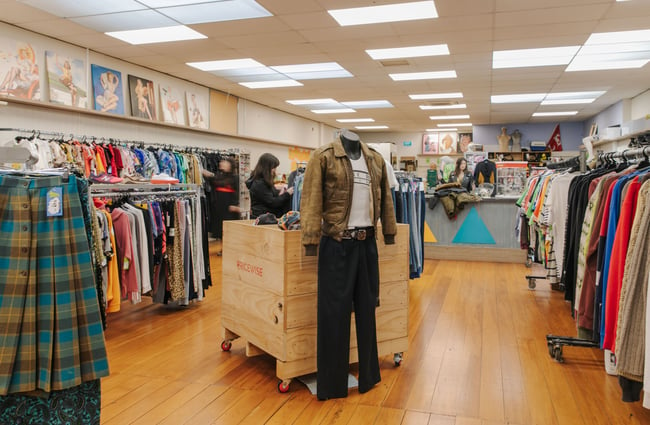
[546,124,562,151]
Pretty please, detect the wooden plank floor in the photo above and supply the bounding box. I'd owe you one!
[100,243,650,424]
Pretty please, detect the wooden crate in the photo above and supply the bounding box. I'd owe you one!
[221,221,409,386]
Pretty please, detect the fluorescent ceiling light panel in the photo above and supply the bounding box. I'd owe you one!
[429,114,470,120]
[187,58,265,71]
[337,118,375,123]
[566,59,649,71]
[287,98,338,105]
[138,0,212,6]
[419,104,466,110]
[532,111,578,117]
[71,10,176,32]
[157,1,272,25]
[18,0,144,17]
[491,93,546,103]
[493,46,580,68]
[106,25,206,44]
[586,29,650,45]
[438,123,471,127]
[341,100,393,109]
[426,128,457,132]
[545,91,606,100]
[366,44,449,60]
[328,1,437,26]
[409,92,463,100]
[311,108,356,114]
[541,99,596,105]
[272,62,343,73]
[239,80,302,89]
[283,70,353,80]
[355,125,389,130]
[390,70,456,81]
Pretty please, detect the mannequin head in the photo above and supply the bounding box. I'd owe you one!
[340,129,361,159]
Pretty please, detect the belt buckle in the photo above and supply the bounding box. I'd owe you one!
[356,229,366,240]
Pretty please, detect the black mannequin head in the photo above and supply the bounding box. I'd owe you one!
[340,130,361,159]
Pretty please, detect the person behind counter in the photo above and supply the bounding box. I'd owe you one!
[448,157,474,192]
[245,153,293,219]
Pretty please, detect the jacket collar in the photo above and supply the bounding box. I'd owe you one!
[332,138,375,165]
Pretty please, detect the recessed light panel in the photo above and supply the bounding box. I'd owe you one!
[419,104,466,110]
[429,114,470,120]
[438,123,471,127]
[311,108,356,114]
[187,58,265,71]
[337,118,375,123]
[355,125,389,130]
[328,1,437,26]
[287,98,338,106]
[157,1,272,24]
[71,10,176,32]
[106,25,207,44]
[493,46,580,69]
[366,44,449,60]
[390,70,456,81]
[532,111,578,117]
[409,92,463,100]
[18,0,144,17]
[240,80,303,89]
[426,128,457,132]
[491,93,546,103]
[341,100,393,109]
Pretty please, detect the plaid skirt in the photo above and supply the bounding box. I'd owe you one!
[0,174,109,395]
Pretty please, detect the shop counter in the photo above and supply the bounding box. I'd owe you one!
[220,221,409,392]
[424,196,526,263]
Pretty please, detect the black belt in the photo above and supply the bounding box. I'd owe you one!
[340,227,374,240]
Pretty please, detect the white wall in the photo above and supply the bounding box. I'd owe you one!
[631,89,650,120]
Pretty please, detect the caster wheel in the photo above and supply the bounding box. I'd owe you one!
[393,352,403,367]
[278,380,290,393]
[528,279,536,290]
[221,340,232,351]
[547,342,554,358]
[553,346,564,363]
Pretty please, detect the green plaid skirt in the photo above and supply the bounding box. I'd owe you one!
[0,174,109,395]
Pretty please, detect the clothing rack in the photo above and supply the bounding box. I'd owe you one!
[545,145,649,362]
[89,183,199,198]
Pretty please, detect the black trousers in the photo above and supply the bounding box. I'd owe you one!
[317,235,381,399]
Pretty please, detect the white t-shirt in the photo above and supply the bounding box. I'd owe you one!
[347,153,372,228]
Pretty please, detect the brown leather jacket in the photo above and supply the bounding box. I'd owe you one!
[300,139,397,248]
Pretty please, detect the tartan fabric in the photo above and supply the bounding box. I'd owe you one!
[0,174,109,396]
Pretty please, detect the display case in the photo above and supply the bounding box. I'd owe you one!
[495,161,528,198]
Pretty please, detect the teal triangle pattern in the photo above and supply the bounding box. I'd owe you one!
[452,207,496,244]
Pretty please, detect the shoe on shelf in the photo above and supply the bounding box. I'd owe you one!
[122,174,150,184]
[90,173,123,184]
[150,173,179,184]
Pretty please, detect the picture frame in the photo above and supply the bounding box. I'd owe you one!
[458,133,473,153]
[91,64,124,114]
[422,133,439,155]
[45,50,86,107]
[128,75,156,121]
[159,84,186,126]
[186,90,208,129]
[438,131,458,154]
[0,39,40,100]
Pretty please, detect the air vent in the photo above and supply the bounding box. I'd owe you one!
[379,59,410,67]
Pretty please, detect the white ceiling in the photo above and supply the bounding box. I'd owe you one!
[2,0,650,132]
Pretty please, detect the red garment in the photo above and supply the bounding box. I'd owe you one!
[110,208,138,300]
[107,144,119,177]
[602,177,641,351]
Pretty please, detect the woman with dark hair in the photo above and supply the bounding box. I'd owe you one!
[245,153,293,219]
[203,157,241,241]
[448,157,474,192]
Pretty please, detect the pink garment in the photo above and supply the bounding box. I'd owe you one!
[111,208,138,299]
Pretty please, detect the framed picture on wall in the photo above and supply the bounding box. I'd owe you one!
[160,84,186,126]
[128,75,156,121]
[422,133,439,155]
[0,39,40,100]
[438,131,458,154]
[91,64,124,114]
[45,50,86,107]
[458,133,473,153]
[186,90,209,129]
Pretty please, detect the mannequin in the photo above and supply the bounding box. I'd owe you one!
[510,129,522,152]
[340,129,361,159]
[497,127,511,151]
[300,131,397,400]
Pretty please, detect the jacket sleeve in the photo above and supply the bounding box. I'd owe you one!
[379,156,397,244]
[300,151,324,247]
